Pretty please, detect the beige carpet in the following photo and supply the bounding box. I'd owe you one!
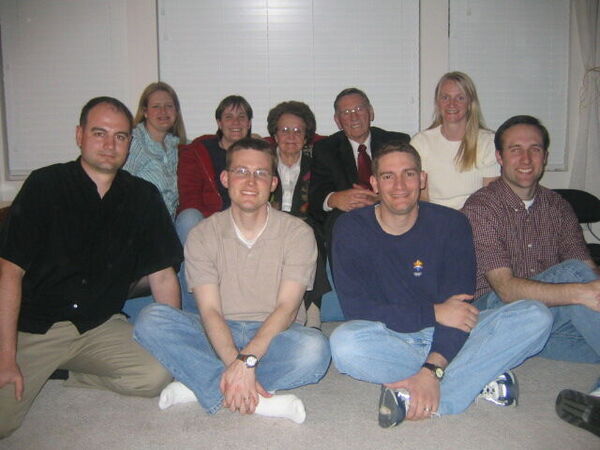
[2,322,599,450]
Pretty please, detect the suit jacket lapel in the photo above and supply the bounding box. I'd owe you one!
[369,127,382,157]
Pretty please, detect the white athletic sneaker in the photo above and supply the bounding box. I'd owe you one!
[478,371,519,407]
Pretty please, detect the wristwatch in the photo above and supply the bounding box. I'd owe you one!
[422,362,445,380]
[237,353,259,368]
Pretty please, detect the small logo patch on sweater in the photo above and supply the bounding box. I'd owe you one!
[413,260,424,277]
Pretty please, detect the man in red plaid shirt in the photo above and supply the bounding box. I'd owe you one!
[463,115,600,364]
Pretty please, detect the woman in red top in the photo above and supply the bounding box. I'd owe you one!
[176,95,253,242]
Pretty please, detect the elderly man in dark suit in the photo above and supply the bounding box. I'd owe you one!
[309,88,410,244]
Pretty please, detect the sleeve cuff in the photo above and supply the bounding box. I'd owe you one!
[323,192,334,212]
[430,323,469,363]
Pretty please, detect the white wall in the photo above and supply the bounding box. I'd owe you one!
[158,0,420,141]
[0,0,583,201]
[0,0,159,200]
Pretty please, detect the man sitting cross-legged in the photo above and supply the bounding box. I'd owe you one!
[134,138,331,424]
[329,142,553,428]
[462,115,600,364]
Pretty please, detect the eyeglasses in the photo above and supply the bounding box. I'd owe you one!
[338,104,369,116]
[278,126,305,136]
[228,167,272,180]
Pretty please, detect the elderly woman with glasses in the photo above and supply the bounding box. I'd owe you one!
[411,72,499,209]
[266,101,330,329]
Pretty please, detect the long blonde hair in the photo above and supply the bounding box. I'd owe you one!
[428,72,487,171]
[134,81,187,143]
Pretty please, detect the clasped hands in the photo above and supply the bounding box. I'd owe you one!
[220,359,271,414]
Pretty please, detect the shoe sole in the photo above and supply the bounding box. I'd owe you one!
[556,389,600,437]
[378,387,406,429]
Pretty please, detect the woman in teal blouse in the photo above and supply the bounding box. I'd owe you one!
[123,82,187,218]
[122,82,188,322]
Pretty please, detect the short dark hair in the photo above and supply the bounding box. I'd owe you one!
[79,96,133,130]
[495,115,550,153]
[266,101,316,146]
[226,137,278,174]
[215,95,253,139]
[372,141,422,174]
[333,87,371,112]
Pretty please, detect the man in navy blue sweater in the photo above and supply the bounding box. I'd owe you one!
[330,142,553,428]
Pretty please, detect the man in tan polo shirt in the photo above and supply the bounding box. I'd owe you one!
[134,137,331,423]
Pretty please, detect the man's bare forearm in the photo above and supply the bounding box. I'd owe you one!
[498,278,576,305]
[148,267,181,308]
[193,284,239,366]
[240,303,299,359]
[425,352,448,369]
[240,279,305,359]
[487,266,600,307]
[201,307,239,366]
[0,259,24,366]
[197,281,305,365]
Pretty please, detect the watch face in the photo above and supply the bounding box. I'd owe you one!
[246,355,258,368]
[435,368,444,379]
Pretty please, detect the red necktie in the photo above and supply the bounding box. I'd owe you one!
[357,144,372,190]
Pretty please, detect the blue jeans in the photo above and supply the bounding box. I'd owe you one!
[330,300,552,415]
[174,208,205,313]
[475,259,600,363]
[175,208,204,243]
[133,303,331,414]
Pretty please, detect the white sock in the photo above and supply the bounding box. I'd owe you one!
[254,394,306,424]
[158,381,197,410]
[159,382,306,423]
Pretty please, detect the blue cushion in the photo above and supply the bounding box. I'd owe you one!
[321,263,345,322]
[122,295,153,323]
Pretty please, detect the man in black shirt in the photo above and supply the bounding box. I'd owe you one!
[0,97,183,438]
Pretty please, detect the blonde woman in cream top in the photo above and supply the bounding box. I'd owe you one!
[411,72,499,209]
